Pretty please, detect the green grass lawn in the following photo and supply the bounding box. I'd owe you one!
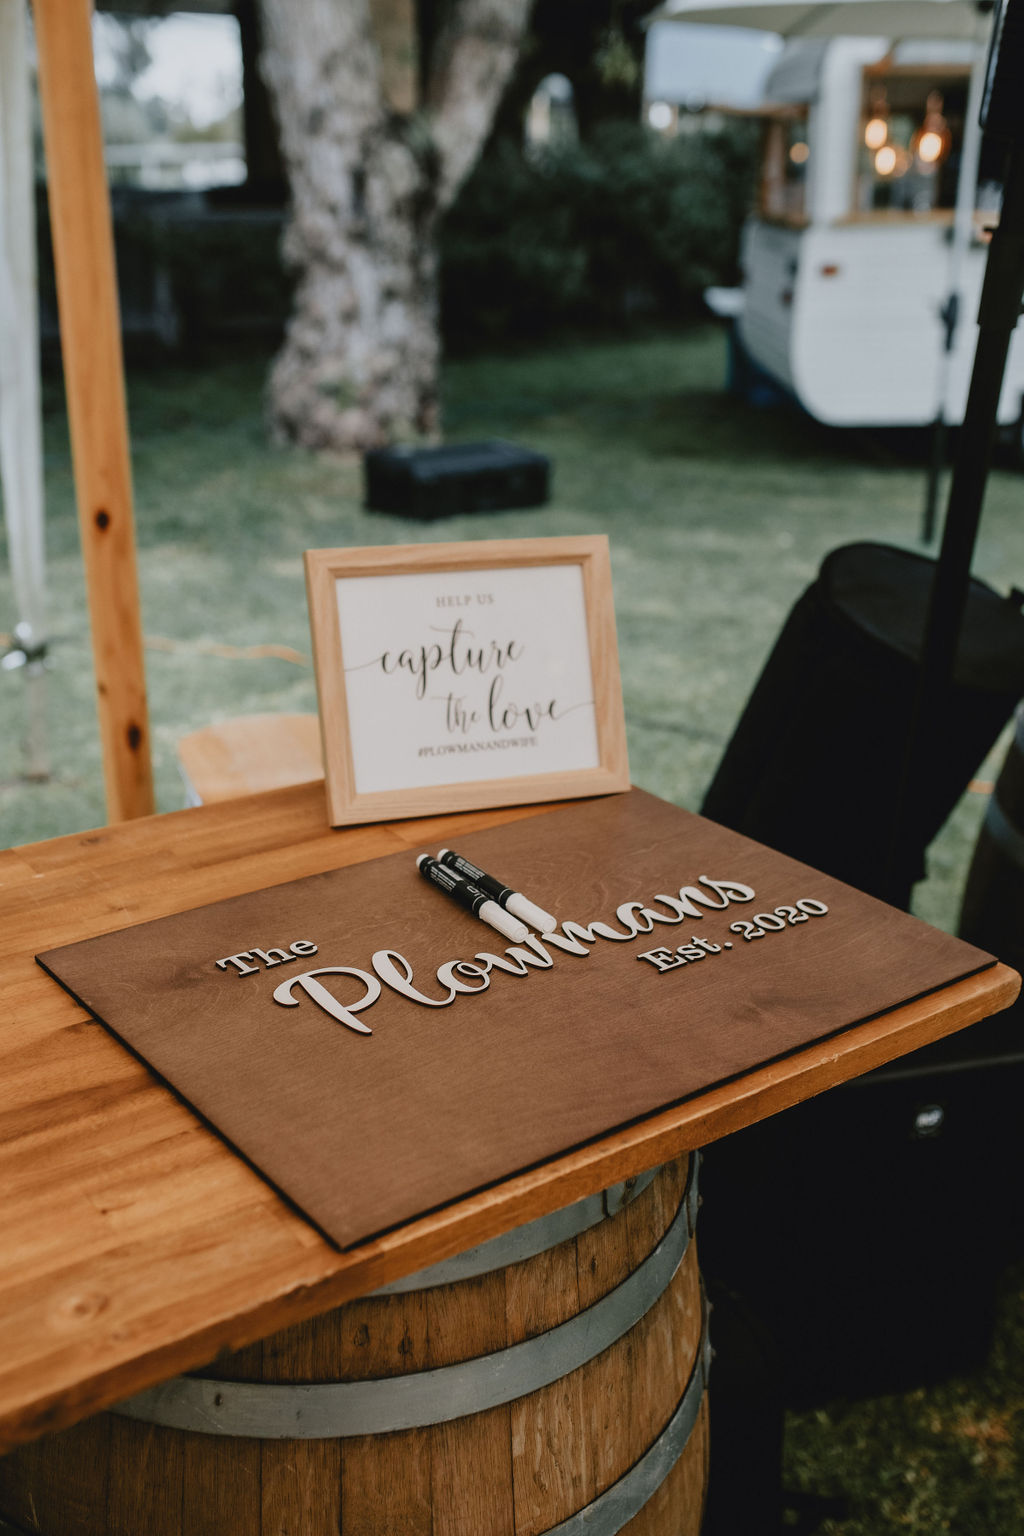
[2,325,1023,1531]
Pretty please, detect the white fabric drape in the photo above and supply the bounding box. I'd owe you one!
[0,0,47,656]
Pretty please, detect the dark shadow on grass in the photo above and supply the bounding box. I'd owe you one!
[604,389,953,473]
[781,1490,852,1534]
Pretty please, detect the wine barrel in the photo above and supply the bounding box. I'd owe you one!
[0,1157,707,1536]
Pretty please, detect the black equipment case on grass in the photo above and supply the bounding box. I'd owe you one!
[364,440,550,518]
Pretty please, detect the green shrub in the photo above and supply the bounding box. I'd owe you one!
[441,118,758,349]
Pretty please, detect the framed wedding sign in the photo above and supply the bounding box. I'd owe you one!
[305,535,630,825]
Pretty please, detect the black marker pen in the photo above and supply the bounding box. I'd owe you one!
[437,848,557,934]
[416,856,530,943]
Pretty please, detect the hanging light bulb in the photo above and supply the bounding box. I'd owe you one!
[912,90,951,170]
[875,144,897,176]
[917,130,945,163]
[864,85,889,150]
[865,116,888,150]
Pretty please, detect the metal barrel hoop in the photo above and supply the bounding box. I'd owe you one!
[115,1161,700,1442]
[374,1163,664,1295]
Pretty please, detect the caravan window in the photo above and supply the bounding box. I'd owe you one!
[856,65,969,216]
[759,109,810,226]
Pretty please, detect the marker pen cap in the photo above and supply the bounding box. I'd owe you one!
[437,848,512,905]
[439,847,555,930]
[419,856,528,941]
[417,854,479,911]
[505,892,558,934]
[480,901,530,943]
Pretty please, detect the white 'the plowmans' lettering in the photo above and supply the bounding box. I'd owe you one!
[217,940,318,975]
[272,876,756,1035]
[273,967,379,1034]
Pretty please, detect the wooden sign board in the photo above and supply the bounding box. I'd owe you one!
[37,791,995,1250]
[304,535,630,825]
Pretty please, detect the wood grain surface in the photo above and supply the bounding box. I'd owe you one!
[0,784,1018,1452]
[177,714,324,803]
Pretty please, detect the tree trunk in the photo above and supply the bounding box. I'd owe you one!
[257,0,436,449]
[258,0,532,453]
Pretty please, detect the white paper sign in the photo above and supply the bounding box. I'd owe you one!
[336,563,600,793]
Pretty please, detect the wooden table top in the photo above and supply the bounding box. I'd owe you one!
[0,784,1017,1453]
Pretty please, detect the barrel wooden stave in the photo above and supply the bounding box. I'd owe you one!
[621,1397,709,1536]
[1,1408,110,1536]
[0,1158,705,1536]
[259,1326,341,1536]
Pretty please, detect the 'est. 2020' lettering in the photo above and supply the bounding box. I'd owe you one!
[637,898,830,973]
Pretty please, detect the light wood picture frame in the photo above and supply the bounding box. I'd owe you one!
[305,536,630,826]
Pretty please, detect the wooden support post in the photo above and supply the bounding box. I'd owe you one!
[32,0,155,821]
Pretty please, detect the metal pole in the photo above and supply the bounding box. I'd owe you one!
[921,34,988,545]
[890,141,1024,891]
[922,144,1024,695]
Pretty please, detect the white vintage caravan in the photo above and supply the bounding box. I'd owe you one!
[730,34,1024,431]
